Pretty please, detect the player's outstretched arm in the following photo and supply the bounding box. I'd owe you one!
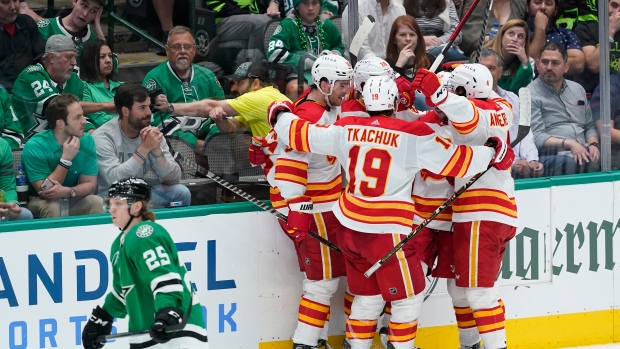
[272,112,340,156]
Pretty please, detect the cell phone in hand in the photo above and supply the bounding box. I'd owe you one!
[149,88,164,107]
[40,178,54,191]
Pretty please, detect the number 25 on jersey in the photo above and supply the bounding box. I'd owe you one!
[143,246,171,271]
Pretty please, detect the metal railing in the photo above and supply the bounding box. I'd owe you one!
[106,0,166,52]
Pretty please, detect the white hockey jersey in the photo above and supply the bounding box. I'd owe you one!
[269,89,343,213]
[412,112,455,231]
[273,112,495,234]
[440,92,518,227]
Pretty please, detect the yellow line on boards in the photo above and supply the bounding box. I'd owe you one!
[258,309,620,349]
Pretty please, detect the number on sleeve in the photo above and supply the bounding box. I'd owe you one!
[143,246,171,271]
[347,145,392,197]
[31,80,53,97]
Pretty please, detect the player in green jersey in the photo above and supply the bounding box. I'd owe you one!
[81,178,209,349]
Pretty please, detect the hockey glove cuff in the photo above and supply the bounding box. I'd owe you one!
[249,136,268,167]
[268,100,294,127]
[82,306,113,349]
[485,136,515,171]
[150,307,184,343]
[412,68,448,107]
[286,196,313,242]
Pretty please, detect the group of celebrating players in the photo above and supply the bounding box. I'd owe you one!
[249,53,517,349]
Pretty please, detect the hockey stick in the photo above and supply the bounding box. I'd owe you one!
[364,168,490,278]
[473,0,494,63]
[349,15,375,67]
[169,149,342,254]
[97,295,194,341]
[510,87,532,148]
[429,0,484,72]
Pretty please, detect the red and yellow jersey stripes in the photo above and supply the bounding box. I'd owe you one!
[258,128,289,214]
[273,112,496,234]
[273,98,343,213]
[439,91,518,227]
[412,111,455,230]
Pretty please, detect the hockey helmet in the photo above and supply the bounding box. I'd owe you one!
[107,177,152,203]
[353,57,394,93]
[448,63,493,99]
[312,54,353,96]
[362,76,399,114]
[437,70,452,86]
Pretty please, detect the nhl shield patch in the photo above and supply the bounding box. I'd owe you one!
[136,225,154,238]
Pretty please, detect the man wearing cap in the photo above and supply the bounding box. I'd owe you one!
[11,34,116,140]
[155,60,290,137]
[0,0,45,92]
[37,0,105,59]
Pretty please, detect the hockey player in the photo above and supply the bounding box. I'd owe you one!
[250,54,352,349]
[81,178,209,349]
[413,64,517,349]
[342,57,423,121]
[268,76,514,349]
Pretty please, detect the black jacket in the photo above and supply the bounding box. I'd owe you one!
[0,14,45,92]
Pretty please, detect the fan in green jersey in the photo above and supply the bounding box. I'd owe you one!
[81,178,209,349]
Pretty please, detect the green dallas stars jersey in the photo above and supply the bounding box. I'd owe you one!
[143,62,224,147]
[37,17,97,58]
[11,63,84,140]
[101,221,208,346]
[0,86,24,149]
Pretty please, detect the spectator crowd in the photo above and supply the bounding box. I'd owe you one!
[0,0,617,222]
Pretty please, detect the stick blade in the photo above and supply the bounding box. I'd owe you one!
[518,87,532,127]
[349,15,375,58]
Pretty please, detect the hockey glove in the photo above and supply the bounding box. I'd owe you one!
[82,306,113,349]
[268,100,294,127]
[285,196,313,242]
[150,307,184,344]
[395,75,415,110]
[485,136,515,171]
[412,68,449,107]
[249,136,268,167]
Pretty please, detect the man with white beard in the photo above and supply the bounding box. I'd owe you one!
[142,26,224,154]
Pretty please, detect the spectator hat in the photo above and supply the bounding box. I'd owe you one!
[293,0,324,8]
[45,35,78,53]
[227,61,270,83]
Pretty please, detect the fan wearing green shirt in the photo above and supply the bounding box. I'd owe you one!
[142,26,225,154]
[0,85,25,149]
[36,0,105,59]
[11,35,116,140]
[80,39,122,132]
[154,60,290,137]
[22,93,105,218]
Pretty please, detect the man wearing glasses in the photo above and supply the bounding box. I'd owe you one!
[142,26,225,154]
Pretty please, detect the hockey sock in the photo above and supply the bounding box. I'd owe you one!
[387,319,418,349]
[345,318,377,349]
[454,305,480,347]
[320,314,330,341]
[472,300,506,349]
[344,291,355,317]
[293,295,330,345]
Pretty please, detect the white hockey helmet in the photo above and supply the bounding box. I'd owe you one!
[448,63,493,99]
[437,70,452,86]
[362,76,399,114]
[311,54,353,96]
[353,57,394,93]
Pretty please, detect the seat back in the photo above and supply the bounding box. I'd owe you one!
[330,15,342,35]
[203,132,266,183]
[264,19,282,53]
[11,149,22,175]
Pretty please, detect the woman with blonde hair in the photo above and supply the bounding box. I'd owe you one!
[485,19,533,94]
